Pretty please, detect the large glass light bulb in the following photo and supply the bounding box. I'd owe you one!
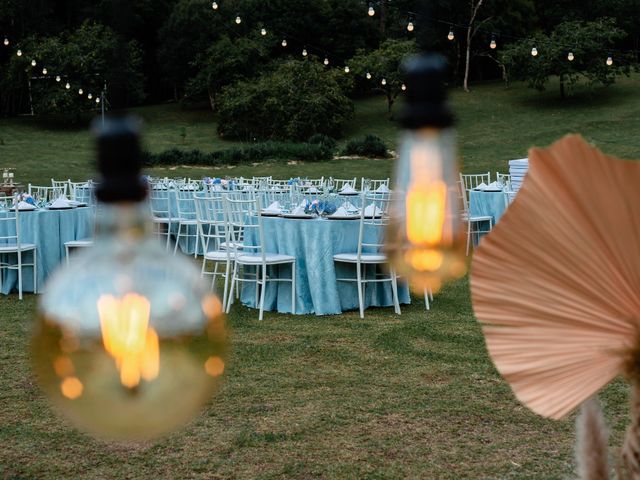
[386,54,466,294]
[32,118,227,441]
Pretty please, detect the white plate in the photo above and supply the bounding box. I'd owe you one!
[260,211,283,217]
[328,215,359,220]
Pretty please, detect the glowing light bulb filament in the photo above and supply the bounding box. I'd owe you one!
[97,293,159,388]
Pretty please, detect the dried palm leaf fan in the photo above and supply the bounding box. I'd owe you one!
[470,135,640,477]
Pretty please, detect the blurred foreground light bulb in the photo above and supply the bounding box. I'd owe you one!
[385,54,467,294]
[606,56,613,66]
[568,52,574,61]
[32,117,227,441]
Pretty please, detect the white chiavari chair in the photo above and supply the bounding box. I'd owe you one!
[458,180,493,256]
[333,192,400,318]
[225,196,296,321]
[0,207,37,299]
[28,184,65,203]
[173,184,200,256]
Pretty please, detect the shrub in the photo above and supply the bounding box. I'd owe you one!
[307,134,337,151]
[141,141,333,167]
[342,135,390,158]
[217,60,353,141]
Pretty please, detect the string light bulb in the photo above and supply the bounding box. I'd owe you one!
[42,67,47,75]
[88,93,93,100]
[31,59,36,66]
[3,37,8,46]
[606,56,613,66]
[368,3,375,16]
[447,29,454,41]
[212,1,218,9]
[366,72,372,79]
[302,48,307,57]
[386,54,466,295]
[261,28,267,36]
[407,21,414,32]
[79,88,84,95]
[401,84,407,91]
[56,75,61,82]
[32,118,227,441]
[324,57,329,66]
[531,47,538,57]
[344,66,350,73]
[235,15,241,24]
[17,49,22,56]
[281,39,287,47]
[490,36,497,49]
[96,97,100,104]
[65,82,70,89]
[568,52,574,61]
[381,78,387,86]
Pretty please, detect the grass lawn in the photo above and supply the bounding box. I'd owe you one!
[0,78,637,478]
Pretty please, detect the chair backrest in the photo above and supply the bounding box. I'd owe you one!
[148,188,172,219]
[330,177,357,192]
[360,178,390,192]
[175,187,198,221]
[28,184,65,203]
[194,193,227,253]
[357,192,391,258]
[0,208,21,248]
[51,179,70,196]
[460,172,491,191]
[457,179,470,214]
[504,190,517,207]
[223,196,264,261]
[496,172,511,191]
[70,181,95,204]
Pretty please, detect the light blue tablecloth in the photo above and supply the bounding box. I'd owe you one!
[240,217,411,316]
[469,190,508,224]
[0,207,95,294]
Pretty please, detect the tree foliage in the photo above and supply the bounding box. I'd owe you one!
[217,60,353,141]
[349,39,418,113]
[501,18,632,97]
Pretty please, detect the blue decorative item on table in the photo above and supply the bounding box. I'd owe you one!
[305,199,336,215]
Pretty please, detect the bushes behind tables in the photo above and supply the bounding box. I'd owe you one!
[141,141,333,167]
[342,135,390,158]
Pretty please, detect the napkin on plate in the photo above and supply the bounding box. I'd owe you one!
[50,196,72,208]
[375,184,390,193]
[485,181,502,191]
[16,201,36,210]
[364,203,383,217]
[291,203,307,216]
[474,182,488,191]
[330,206,355,218]
[262,201,282,214]
[340,184,357,194]
[342,201,358,213]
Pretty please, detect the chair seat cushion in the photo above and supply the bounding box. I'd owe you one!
[204,250,235,261]
[0,243,36,252]
[333,253,387,263]
[64,239,93,248]
[236,253,295,265]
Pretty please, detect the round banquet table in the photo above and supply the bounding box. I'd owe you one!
[0,207,95,294]
[241,217,411,316]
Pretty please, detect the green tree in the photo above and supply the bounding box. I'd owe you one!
[349,39,418,114]
[1,22,144,117]
[185,34,270,111]
[501,18,631,98]
[217,60,353,141]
